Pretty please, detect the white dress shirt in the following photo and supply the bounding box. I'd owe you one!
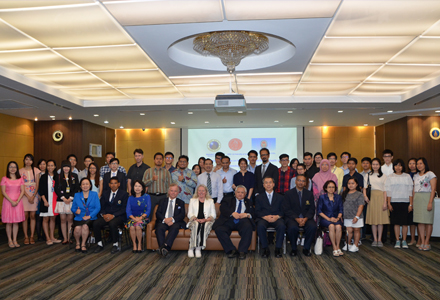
[216,167,237,193]
[109,189,119,202]
[163,197,176,223]
[197,171,224,202]
[381,164,394,176]
[247,165,257,174]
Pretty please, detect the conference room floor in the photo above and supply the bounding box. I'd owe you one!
[0,237,439,300]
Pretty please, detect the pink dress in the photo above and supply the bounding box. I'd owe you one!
[19,167,41,212]
[1,177,25,223]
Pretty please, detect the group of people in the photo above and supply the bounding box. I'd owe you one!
[1,147,437,259]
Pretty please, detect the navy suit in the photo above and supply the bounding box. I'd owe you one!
[93,189,129,244]
[283,188,317,251]
[254,163,279,195]
[213,196,255,253]
[155,197,186,250]
[255,191,286,249]
[102,171,127,193]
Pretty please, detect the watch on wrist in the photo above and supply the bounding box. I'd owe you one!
[355,216,360,219]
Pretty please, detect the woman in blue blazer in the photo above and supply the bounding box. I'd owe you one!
[317,180,343,257]
[71,178,101,253]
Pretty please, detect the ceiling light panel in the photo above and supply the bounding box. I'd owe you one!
[302,64,380,82]
[95,70,171,88]
[27,72,109,89]
[118,87,182,98]
[390,39,440,64]
[103,0,223,26]
[368,65,440,82]
[0,21,43,50]
[239,83,297,96]
[237,74,301,83]
[0,1,94,9]
[295,83,358,95]
[170,75,231,85]
[327,0,440,36]
[224,0,340,20]
[0,49,81,73]
[57,45,156,71]
[352,83,422,94]
[424,21,440,36]
[66,88,128,99]
[177,84,231,97]
[0,4,133,47]
[312,37,414,63]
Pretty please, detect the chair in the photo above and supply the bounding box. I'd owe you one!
[257,228,287,254]
[101,224,130,252]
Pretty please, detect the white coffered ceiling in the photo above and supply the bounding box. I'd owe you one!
[0,0,440,129]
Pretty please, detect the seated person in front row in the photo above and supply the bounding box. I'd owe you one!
[283,174,317,257]
[255,177,285,258]
[93,177,128,254]
[101,158,127,194]
[155,183,186,257]
[213,185,255,260]
[72,178,101,253]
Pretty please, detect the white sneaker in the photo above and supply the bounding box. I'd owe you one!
[195,247,202,258]
[342,243,348,251]
[357,240,362,246]
[188,248,194,258]
[349,245,359,252]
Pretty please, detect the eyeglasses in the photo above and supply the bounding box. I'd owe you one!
[165,157,173,160]
[383,155,392,158]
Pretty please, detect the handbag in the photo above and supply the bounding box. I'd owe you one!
[365,173,371,199]
[314,235,323,255]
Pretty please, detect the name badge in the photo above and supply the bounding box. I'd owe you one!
[66,187,70,193]
[118,200,122,205]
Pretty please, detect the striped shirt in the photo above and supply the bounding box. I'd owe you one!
[142,167,171,194]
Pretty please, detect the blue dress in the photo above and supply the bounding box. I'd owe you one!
[125,194,151,229]
[317,193,343,227]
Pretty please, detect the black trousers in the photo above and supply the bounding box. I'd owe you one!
[286,219,317,251]
[155,222,181,250]
[257,219,286,249]
[148,194,167,214]
[93,216,123,244]
[215,218,254,253]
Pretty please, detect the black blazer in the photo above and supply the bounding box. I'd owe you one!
[99,189,129,220]
[55,173,79,201]
[254,163,279,194]
[102,171,127,193]
[213,196,255,230]
[283,188,315,220]
[38,173,59,213]
[156,197,186,228]
[254,191,284,221]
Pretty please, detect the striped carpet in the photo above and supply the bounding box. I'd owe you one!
[0,239,439,300]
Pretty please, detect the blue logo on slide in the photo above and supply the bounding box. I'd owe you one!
[207,139,221,152]
[252,138,276,151]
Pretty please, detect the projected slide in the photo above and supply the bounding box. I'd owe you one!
[188,128,298,168]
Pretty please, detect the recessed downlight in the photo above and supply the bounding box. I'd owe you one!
[140,113,145,116]
[188,112,193,115]
[104,121,109,124]
[34,118,38,121]
[379,118,384,120]
[205,121,209,123]
[68,116,72,120]
[338,110,343,113]
[309,120,314,123]
[364,124,368,126]
[387,110,393,113]
[170,122,175,125]
[94,114,99,117]
[287,111,293,114]
[274,120,279,123]
[120,126,124,128]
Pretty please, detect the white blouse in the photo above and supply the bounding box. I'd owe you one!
[364,172,387,191]
[385,173,413,203]
[413,171,437,193]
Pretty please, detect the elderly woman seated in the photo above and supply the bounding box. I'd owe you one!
[317,180,343,257]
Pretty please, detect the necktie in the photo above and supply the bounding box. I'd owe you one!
[111,192,116,203]
[268,193,272,205]
[298,191,302,209]
[167,200,174,218]
[207,173,212,196]
[262,164,267,177]
[234,200,243,224]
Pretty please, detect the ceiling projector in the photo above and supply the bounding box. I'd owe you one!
[214,94,246,113]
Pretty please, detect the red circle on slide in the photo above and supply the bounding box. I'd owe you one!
[228,138,243,151]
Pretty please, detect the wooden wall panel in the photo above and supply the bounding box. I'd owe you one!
[383,117,408,161]
[375,124,385,159]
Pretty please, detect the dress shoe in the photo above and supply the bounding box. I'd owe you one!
[81,247,88,254]
[239,252,246,260]
[228,250,238,258]
[275,248,282,258]
[161,247,169,257]
[290,249,298,257]
[261,248,270,258]
[111,246,119,254]
[94,246,104,253]
[303,249,312,256]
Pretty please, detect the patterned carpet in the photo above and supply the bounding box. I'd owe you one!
[0,238,440,300]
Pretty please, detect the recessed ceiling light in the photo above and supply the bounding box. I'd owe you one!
[205,121,209,124]
[309,120,314,123]
[238,111,243,114]
[120,126,124,129]
[338,110,343,113]
[68,116,72,120]
[104,121,109,124]
[188,112,193,115]
[94,114,99,117]
[274,120,279,123]
[140,113,145,116]
[364,124,368,126]
[387,110,393,113]
[34,118,38,121]
[379,118,384,120]
[50,115,55,118]
[170,122,175,125]
[287,111,293,114]
[435,110,440,113]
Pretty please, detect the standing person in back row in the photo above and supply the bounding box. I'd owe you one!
[381,149,394,243]
[216,156,237,198]
[100,152,127,177]
[171,155,197,204]
[327,152,344,194]
[164,152,176,173]
[276,154,296,195]
[303,152,319,179]
[247,150,258,174]
[127,149,150,195]
[254,148,278,196]
[197,159,223,203]
[143,152,171,212]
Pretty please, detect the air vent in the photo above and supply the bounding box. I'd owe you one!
[0,99,36,110]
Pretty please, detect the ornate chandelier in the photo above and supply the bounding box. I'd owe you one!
[193,31,269,73]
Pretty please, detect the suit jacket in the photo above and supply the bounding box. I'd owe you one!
[254,163,279,194]
[187,198,216,223]
[103,171,127,193]
[254,191,284,221]
[155,197,186,228]
[99,189,129,220]
[38,173,60,213]
[56,173,79,201]
[213,195,255,230]
[283,188,315,221]
[71,191,101,221]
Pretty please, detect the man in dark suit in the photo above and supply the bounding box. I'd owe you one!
[283,174,317,257]
[93,177,129,254]
[102,158,127,193]
[213,185,255,259]
[254,148,279,195]
[155,183,186,257]
[255,177,285,258]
